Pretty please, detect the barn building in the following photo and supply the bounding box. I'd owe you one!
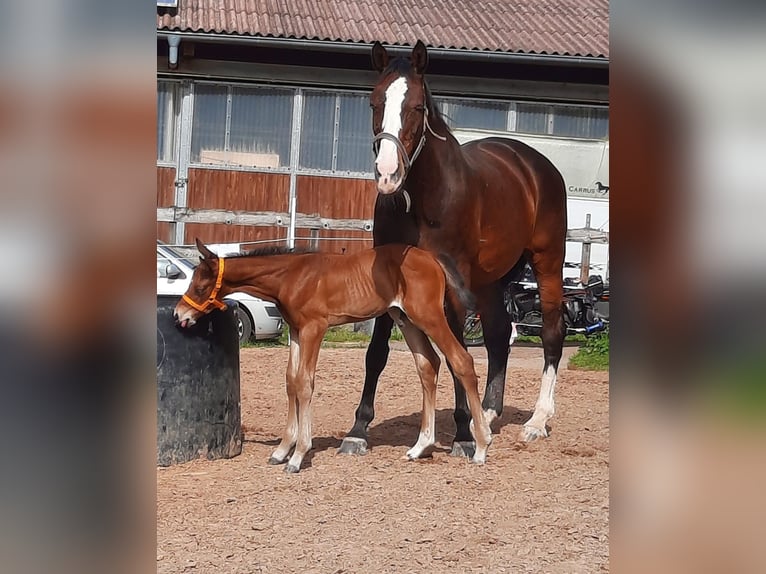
[156,0,609,277]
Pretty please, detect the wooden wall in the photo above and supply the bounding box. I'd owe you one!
[157,167,377,251]
[296,175,376,254]
[184,168,290,245]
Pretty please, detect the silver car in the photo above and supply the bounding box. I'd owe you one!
[157,241,283,344]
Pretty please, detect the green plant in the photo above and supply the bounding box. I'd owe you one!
[568,330,609,371]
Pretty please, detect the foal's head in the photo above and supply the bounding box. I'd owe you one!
[370,40,432,194]
[174,238,228,329]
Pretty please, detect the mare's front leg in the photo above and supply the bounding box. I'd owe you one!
[394,313,440,460]
[338,313,394,455]
[474,282,513,426]
[269,327,300,465]
[285,324,324,473]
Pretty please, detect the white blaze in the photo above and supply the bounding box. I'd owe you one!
[376,76,408,177]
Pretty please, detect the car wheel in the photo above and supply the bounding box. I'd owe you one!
[233,304,253,345]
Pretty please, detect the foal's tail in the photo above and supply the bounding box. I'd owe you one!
[436,253,477,312]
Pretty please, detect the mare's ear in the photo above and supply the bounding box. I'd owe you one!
[195,237,216,261]
[371,41,389,72]
[412,40,428,75]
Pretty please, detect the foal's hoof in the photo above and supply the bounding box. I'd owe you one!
[284,464,301,474]
[268,456,285,465]
[337,437,368,456]
[450,441,476,459]
[520,424,549,442]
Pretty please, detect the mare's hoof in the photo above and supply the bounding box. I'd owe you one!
[268,456,285,465]
[337,437,368,456]
[450,441,476,459]
[284,464,300,474]
[520,424,549,442]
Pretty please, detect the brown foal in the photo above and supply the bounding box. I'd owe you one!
[174,239,492,473]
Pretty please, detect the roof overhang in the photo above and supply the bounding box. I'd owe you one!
[157,31,609,69]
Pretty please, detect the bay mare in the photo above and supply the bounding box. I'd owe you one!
[339,40,568,457]
[174,239,492,473]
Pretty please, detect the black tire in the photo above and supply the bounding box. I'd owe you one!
[233,303,253,345]
[463,314,484,347]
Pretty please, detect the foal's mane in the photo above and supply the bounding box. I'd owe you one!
[227,245,316,259]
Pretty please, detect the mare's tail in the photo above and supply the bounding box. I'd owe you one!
[436,253,477,312]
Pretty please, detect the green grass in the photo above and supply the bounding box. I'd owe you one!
[568,331,609,371]
[514,333,588,345]
[242,323,375,348]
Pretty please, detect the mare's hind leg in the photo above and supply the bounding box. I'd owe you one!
[269,329,300,464]
[522,252,565,441]
[474,282,513,426]
[338,313,394,455]
[393,312,440,460]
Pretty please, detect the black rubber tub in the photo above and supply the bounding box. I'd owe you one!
[156,295,242,466]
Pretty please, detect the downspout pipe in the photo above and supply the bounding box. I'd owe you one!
[157,31,609,69]
[167,34,181,69]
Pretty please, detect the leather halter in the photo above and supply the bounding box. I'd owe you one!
[372,103,446,183]
[181,257,228,312]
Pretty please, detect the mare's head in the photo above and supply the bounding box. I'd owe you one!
[370,40,433,194]
[174,238,228,328]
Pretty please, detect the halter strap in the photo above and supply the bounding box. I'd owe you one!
[181,257,228,312]
[372,103,447,176]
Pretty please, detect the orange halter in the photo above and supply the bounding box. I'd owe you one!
[181,257,228,312]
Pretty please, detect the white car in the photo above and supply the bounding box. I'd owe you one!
[157,242,283,344]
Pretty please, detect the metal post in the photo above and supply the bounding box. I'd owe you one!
[174,80,194,245]
[580,213,592,284]
[287,89,303,249]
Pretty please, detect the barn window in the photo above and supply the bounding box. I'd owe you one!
[190,84,227,164]
[299,92,336,170]
[552,105,609,139]
[229,86,293,168]
[515,103,550,135]
[336,94,373,173]
[299,91,373,174]
[444,100,509,131]
[191,84,293,169]
[157,81,177,163]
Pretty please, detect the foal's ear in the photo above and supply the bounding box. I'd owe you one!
[195,237,216,261]
[371,41,389,72]
[412,40,428,75]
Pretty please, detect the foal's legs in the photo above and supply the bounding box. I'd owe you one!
[441,302,476,457]
[393,313,441,460]
[285,324,324,473]
[338,313,394,455]
[522,251,565,441]
[414,312,492,463]
[269,327,300,464]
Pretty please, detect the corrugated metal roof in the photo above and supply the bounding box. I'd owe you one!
[157,0,609,59]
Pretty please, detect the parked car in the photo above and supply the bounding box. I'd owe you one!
[157,241,283,344]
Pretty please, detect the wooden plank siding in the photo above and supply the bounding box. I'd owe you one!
[157,166,176,243]
[296,175,376,254]
[184,168,290,245]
